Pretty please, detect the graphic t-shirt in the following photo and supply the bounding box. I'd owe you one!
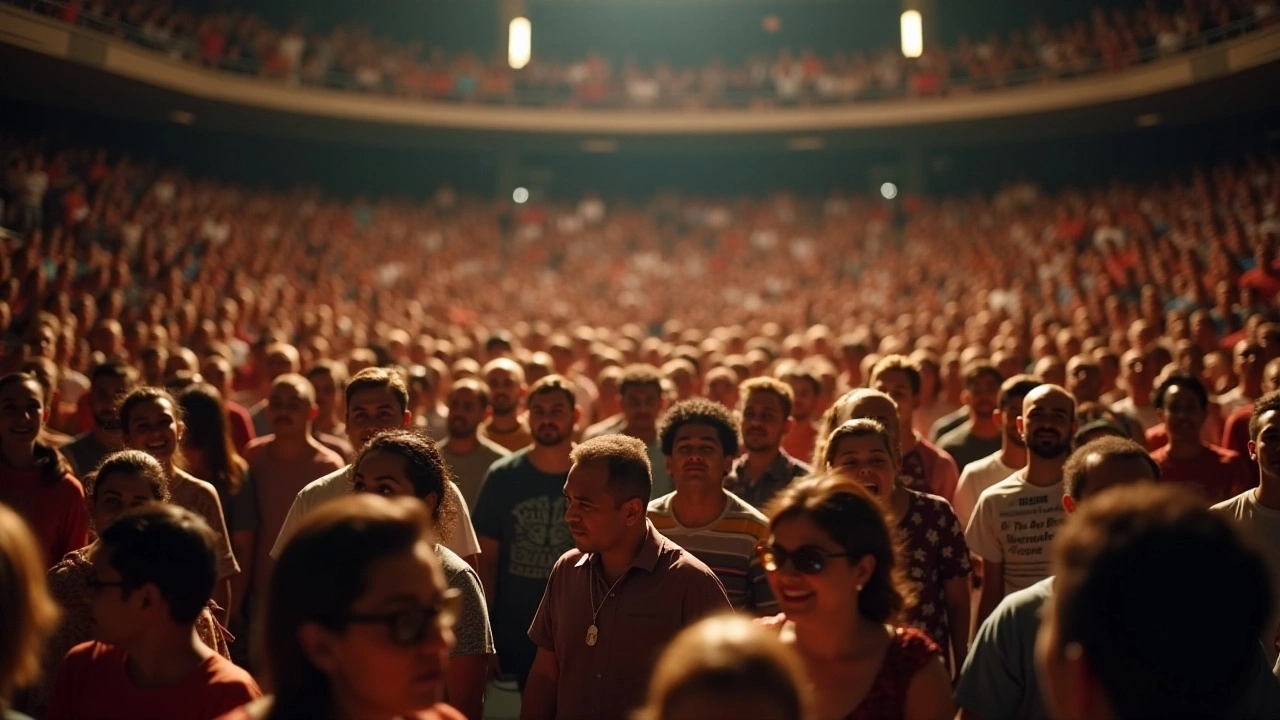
[965,471,1066,594]
[470,449,572,684]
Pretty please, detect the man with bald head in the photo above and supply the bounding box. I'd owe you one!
[966,384,1077,628]
[480,357,534,451]
[248,342,302,436]
[243,373,345,612]
[1111,348,1158,430]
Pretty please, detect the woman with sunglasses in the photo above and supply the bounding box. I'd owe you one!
[758,471,954,720]
[24,452,231,718]
[346,429,492,720]
[119,386,240,620]
[822,416,972,675]
[0,372,89,567]
[215,493,464,720]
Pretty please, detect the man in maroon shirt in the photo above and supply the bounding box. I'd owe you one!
[1151,374,1253,505]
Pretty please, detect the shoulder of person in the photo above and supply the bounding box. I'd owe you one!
[908,488,958,515]
[486,448,529,475]
[646,491,675,514]
[479,436,513,457]
[723,492,770,523]
[435,543,475,578]
[991,576,1054,624]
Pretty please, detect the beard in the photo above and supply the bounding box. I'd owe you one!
[743,434,775,453]
[1028,433,1071,459]
[1006,430,1026,449]
[491,397,517,415]
[447,419,478,439]
[95,412,121,433]
[534,424,567,447]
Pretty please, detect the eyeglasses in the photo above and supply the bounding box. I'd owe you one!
[339,589,462,647]
[757,544,849,575]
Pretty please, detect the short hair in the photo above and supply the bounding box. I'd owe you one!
[870,355,921,397]
[344,367,410,414]
[764,473,911,624]
[1049,484,1272,719]
[738,377,795,419]
[1153,373,1209,411]
[98,504,218,626]
[570,434,653,506]
[636,614,809,720]
[306,360,349,388]
[89,357,138,387]
[448,378,490,409]
[962,361,1003,388]
[1061,437,1159,501]
[998,374,1041,410]
[619,364,664,397]
[659,398,741,457]
[483,357,527,385]
[90,450,171,504]
[352,430,458,544]
[528,374,578,408]
[823,419,900,472]
[778,365,821,396]
[0,503,60,700]
[1250,390,1280,441]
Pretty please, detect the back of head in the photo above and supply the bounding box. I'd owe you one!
[1045,484,1272,720]
[98,504,218,626]
[264,494,435,720]
[638,614,811,720]
[0,504,60,704]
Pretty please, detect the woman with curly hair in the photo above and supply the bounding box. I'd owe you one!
[347,429,493,720]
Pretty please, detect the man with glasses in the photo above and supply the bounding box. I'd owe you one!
[48,505,261,720]
[522,434,729,720]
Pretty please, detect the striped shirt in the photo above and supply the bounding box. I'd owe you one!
[647,491,778,616]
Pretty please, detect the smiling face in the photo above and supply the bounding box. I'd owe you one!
[307,541,454,718]
[0,378,44,451]
[347,386,409,450]
[829,434,897,500]
[1159,383,1206,443]
[1018,387,1076,460]
[92,470,161,532]
[123,398,182,464]
[764,514,864,621]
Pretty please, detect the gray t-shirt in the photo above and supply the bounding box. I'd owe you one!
[438,439,510,509]
[61,433,111,479]
[437,544,494,657]
[938,422,1003,473]
[956,577,1280,720]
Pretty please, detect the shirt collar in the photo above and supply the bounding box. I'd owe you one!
[573,519,664,574]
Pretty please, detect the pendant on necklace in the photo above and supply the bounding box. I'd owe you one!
[586,624,598,646]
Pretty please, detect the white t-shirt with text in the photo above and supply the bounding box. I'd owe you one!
[964,471,1066,595]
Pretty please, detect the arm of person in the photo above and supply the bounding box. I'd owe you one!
[944,575,972,672]
[446,654,489,720]
[974,561,1005,631]
[477,537,500,612]
[903,655,956,720]
[520,648,559,720]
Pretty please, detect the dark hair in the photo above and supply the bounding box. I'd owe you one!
[89,450,171,504]
[739,377,795,419]
[659,398,741,457]
[352,429,458,543]
[764,473,912,624]
[305,360,348,389]
[1153,373,1208,411]
[1061,437,1159,502]
[527,373,578,408]
[0,503,60,704]
[177,384,248,497]
[118,386,183,435]
[870,355,921,397]
[89,357,138,388]
[98,504,218,625]
[962,361,1003,388]
[823,419,900,472]
[447,378,490,409]
[1049,484,1272,719]
[570,434,653,506]
[344,367,409,415]
[778,366,820,397]
[0,373,71,486]
[619,364,664,397]
[1248,390,1280,441]
[998,374,1041,410]
[264,495,439,720]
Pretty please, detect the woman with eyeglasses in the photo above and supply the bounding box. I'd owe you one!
[636,614,813,720]
[347,429,493,720]
[119,386,240,621]
[822,417,972,676]
[757,471,955,720]
[23,451,231,718]
[215,493,464,720]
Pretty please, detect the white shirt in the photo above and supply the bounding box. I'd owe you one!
[1214,489,1280,665]
[1111,397,1160,430]
[965,471,1066,595]
[270,465,481,560]
[954,452,1017,530]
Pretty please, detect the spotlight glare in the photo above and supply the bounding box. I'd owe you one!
[513,187,530,204]
[880,182,899,200]
[901,11,923,59]
[509,17,531,70]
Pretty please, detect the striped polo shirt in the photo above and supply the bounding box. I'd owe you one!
[647,491,778,616]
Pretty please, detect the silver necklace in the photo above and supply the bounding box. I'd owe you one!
[586,565,628,646]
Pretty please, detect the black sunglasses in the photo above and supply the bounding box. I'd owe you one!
[757,544,849,575]
[339,589,462,647]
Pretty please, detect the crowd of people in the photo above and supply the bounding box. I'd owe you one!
[9,0,1276,106]
[1,118,1280,717]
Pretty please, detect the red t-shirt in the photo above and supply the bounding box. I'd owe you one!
[49,641,261,720]
[214,702,465,720]
[1150,444,1253,505]
[0,462,89,567]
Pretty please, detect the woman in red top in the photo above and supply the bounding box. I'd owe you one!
[216,494,464,720]
[0,373,89,567]
[757,471,954,720]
